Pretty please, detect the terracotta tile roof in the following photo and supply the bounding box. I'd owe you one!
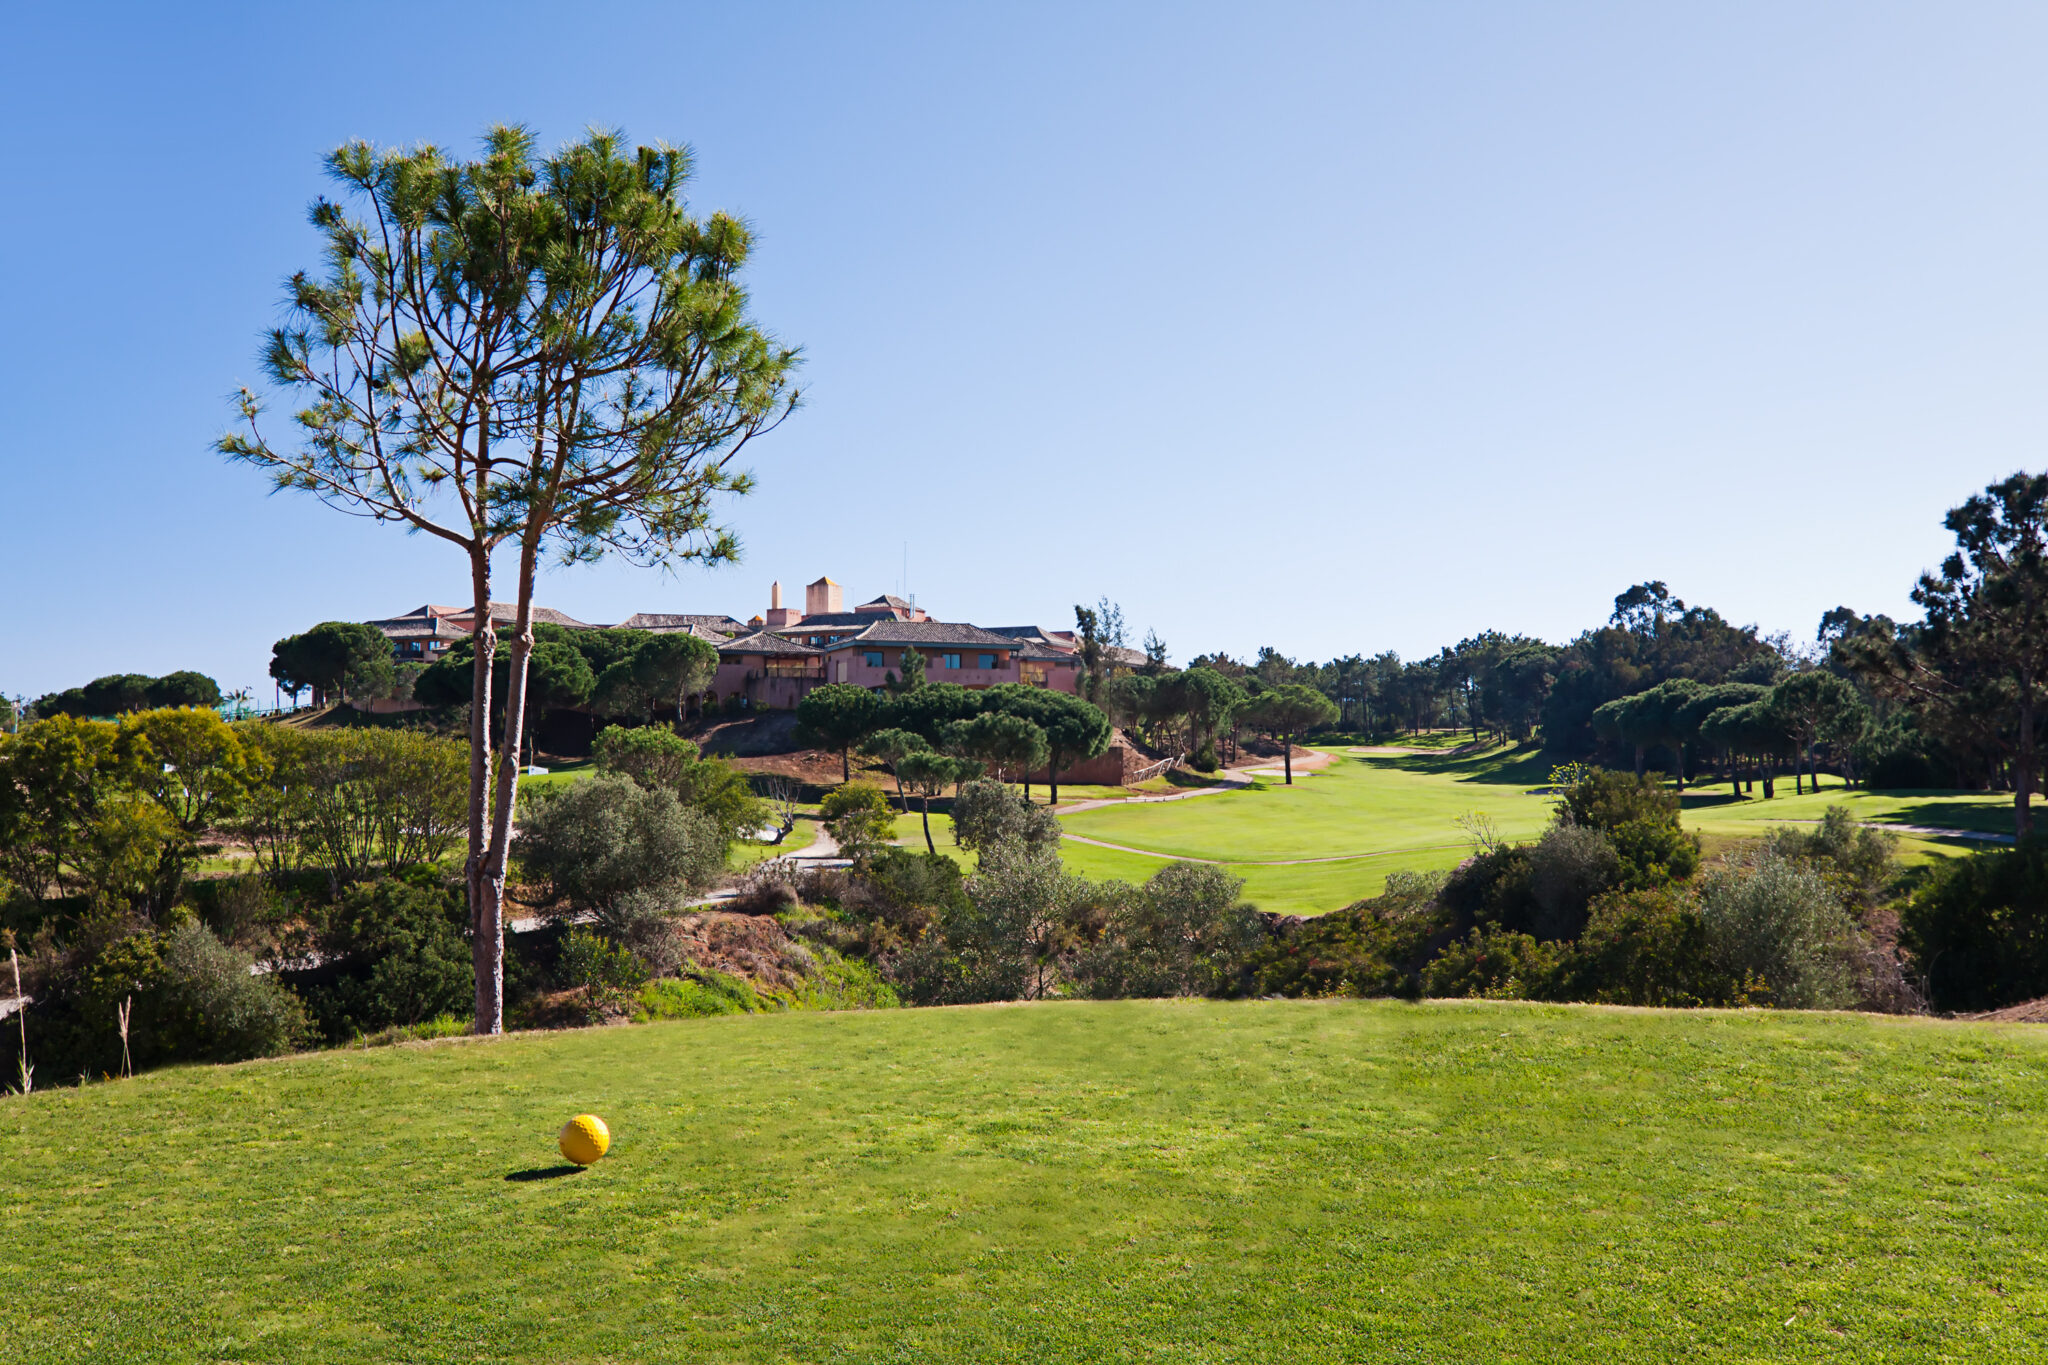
[858,594,915,611]
[372,603,599,629]
[986,625,1080,652]
[717,630,824,657]
[770,611,875,631]
[830,620,1021,649]
[616,612,748,636]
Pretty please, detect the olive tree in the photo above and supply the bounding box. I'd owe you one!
[221,126,799,1032]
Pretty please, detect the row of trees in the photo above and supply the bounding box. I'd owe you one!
[33,671,227,719]
[1144,472,2048,838]
[796,679,1112,803]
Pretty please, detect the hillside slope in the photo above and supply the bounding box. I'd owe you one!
[5,1000,2047,1362]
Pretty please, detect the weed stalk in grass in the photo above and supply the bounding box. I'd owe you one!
[10,948,30,1096]
[116,994,133,1080]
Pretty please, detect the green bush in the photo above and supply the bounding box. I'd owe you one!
[949,778,1059,854]
[1610,818,1701,890]
[893,836,1079,1005]
[1902,834,2048,1011]
[1242,872,1450,1000]
[1073,862,1256,999]
[516,773,724,911]
[1699,853,1857,1010]
[819,782,895,863]
[151,922,308,1063]
[1424,926,1562,999]
[290,873,472,1043]
[1764,806,1899,910]
[592,725,766,842]
[1552,766,1681,832]
[1548,888,1737,1007]
[559,927,648,1015]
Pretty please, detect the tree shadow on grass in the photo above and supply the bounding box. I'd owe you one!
[505,1165,585,1182]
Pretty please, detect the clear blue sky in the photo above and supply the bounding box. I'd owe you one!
[6,2,2046,702]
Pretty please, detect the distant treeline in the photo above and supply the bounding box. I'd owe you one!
[1106,472,2048,832]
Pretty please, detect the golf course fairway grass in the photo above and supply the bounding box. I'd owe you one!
[5,999,2046,1361]
[1052,744,2018,915]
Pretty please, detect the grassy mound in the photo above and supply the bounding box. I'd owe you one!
[5,1000,2046,1361]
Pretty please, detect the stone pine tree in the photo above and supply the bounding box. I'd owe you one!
[797,684,881,783]
[221,126,799,1033]
[1244,684,1338,784]
[1837,473,2048,837]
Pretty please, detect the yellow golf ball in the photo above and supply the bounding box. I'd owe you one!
[558,1113,611,1166]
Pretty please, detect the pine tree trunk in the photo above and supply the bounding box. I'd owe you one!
[470,534,542,1037]
[922,796,936,855]
[1284,735,1294,784]
[464,551,500,1035]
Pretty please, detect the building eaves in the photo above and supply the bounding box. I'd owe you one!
[617,612,747,635]
[717,631,824,657]
[830,620,1022,648]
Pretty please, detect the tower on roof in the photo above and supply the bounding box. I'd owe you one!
[806,576,842,616]
[765,578,801,629]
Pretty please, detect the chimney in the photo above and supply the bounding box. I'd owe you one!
[764,578,800,630]
[806,576,842,616]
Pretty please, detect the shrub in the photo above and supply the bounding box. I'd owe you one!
[593,889,686,978]
[1191,743,1219,774]
[1523,823,1622,939]
[1549,888,1737,1006]
[1424,926,1562,999]
[592,724,767,843]
[1073,862,1255,999]
[949,778,1059,854]
[185,874,291,954]
[291,873,472,1042]
[895,838,1077,1004]
[1902,835,2048,1011]
[151,922,307,1062]
[1552,766,1680,832]
[727,862,803,917]
[559,927,648,1015]
[1764,806,1899,910]
[845,847,970,944]
[515,773,724,911]
[1698,852,1858,1009]
[1610,818,1701,890]
[1242,872,1450,1000]
[819,782,895,863]
[236,726,467,886]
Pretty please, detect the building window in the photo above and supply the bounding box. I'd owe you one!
[979,653,998,670]
[941,653,961,669]
[766,659,808,678]
[1021,662,1048,686]
[863,651,884,668]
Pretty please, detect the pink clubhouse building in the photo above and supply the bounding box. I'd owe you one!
[368,576,1135,712]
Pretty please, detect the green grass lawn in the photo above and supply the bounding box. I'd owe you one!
[728,817,820,872]
[1055,745,2023,914]
[7,999,2048,1362]
[1054,745,1555,912]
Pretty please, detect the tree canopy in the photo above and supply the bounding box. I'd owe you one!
[221,125,801,1033]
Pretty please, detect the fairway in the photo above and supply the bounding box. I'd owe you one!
[1054,746,2021,914]
[1055,746,1556,913]
[6,1000,2048,1362]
